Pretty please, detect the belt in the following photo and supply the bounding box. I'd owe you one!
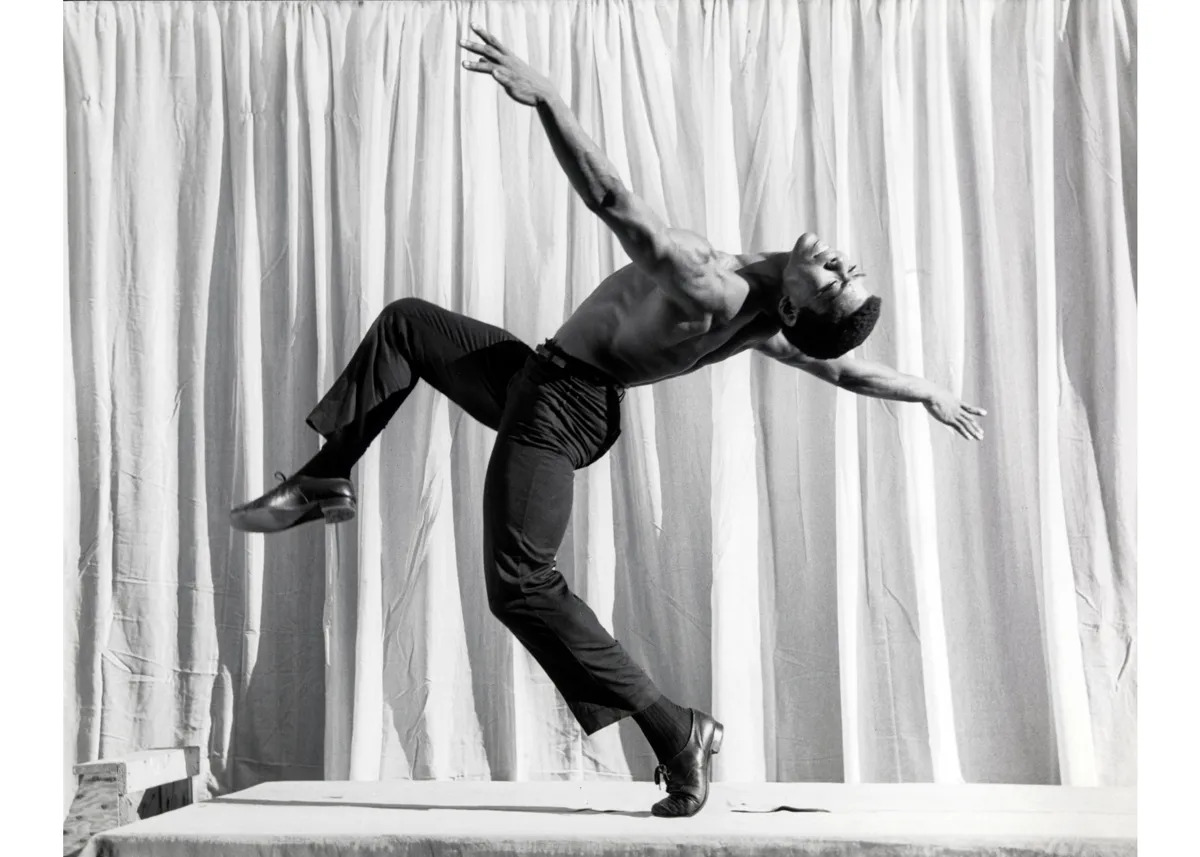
[535,341,626,391]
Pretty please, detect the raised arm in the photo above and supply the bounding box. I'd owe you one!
[460,26,712,288]
[755,333,987,441]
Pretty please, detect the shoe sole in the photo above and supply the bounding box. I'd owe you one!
[232,497,356,533]
[319,496,356,524]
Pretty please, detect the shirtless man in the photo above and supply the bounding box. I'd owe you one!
[231,27,986,818]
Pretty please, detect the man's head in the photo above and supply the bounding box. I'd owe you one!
[776,232,882,359]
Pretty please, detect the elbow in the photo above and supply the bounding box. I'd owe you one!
[586,181,626,213]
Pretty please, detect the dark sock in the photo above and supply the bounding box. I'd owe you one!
[295,405,396,481]
[294,436,355,480]
[633,695,694,763]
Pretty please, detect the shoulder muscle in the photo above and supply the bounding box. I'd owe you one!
[665,228,716,263]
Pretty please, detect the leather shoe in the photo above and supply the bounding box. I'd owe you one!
[650,709,724,818]
[230,472,356,533]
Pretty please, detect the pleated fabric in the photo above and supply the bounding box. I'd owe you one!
[64,0,1136,805]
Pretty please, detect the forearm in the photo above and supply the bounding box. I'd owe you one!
[535,93,625,211]
[777,348,985,439]
[825,359,938,403]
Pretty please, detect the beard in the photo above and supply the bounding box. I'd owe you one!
[778,316,810,350]
[778,309,842,360]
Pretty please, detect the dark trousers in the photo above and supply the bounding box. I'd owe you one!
[306,298,661,734]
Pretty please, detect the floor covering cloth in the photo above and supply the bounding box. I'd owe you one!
[82,780,1135,857]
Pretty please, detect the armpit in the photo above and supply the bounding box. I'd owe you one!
[754,330,803,361]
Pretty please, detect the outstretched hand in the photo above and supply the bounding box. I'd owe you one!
[460,25,552,106]
[924,390,987,441]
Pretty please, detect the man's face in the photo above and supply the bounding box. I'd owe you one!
[781,232,871,321]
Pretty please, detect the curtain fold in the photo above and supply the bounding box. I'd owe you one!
[64,0,1136,805]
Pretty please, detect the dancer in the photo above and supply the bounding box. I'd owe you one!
[231,26,985,818]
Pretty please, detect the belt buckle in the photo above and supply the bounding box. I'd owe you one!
[539,346,568,371]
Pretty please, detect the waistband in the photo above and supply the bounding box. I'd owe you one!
[535,340,626,392]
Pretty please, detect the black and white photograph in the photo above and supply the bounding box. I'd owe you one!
[44,0,1154,854]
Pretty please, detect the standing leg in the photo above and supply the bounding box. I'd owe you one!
[482,366,724,817]
[482,431,662,734]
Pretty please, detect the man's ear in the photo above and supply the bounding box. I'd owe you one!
[778,295,799,326]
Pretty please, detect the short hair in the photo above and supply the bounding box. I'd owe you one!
[784,295,883,359]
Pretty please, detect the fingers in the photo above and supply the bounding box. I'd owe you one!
[459,38,501,61]
[950,421,972,441]
[963,403,987,417]
[461,59,495,74]
[957,416,984,441]
[471,24,506,52]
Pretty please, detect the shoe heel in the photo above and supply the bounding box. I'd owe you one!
[711,722,724,755]
[319,496,356,524]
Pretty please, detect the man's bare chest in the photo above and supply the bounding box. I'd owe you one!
[618,285,776,369]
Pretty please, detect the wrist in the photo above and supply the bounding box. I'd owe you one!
[535,86,563,109]
[919,382,945,406]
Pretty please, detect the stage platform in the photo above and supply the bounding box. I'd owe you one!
[79,779,1135,857]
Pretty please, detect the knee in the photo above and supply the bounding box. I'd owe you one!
[484,551,539,628]
[374,298,435,346]
[485,574,521,626]
[381,296,427,323]
[488,593,527,634]
[485,557,568,628]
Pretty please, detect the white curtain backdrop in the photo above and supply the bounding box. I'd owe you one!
[63,0,1136,805]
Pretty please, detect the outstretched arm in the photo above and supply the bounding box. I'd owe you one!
[755,333,987,441]
[460,26,710,286]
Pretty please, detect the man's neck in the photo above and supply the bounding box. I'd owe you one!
[731,251,788,313]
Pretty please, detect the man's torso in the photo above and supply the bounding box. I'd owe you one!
[552,240,779,387]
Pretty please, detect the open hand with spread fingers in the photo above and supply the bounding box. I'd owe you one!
[460,24,553,106]
[924,390,987,441]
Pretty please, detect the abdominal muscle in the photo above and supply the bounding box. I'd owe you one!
[551,261,778,387]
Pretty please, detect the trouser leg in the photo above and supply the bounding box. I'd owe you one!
[483,431,660,735]
[302,297,531,474]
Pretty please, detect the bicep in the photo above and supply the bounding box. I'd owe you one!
[593,192,710,283]
[755,332,848,386]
